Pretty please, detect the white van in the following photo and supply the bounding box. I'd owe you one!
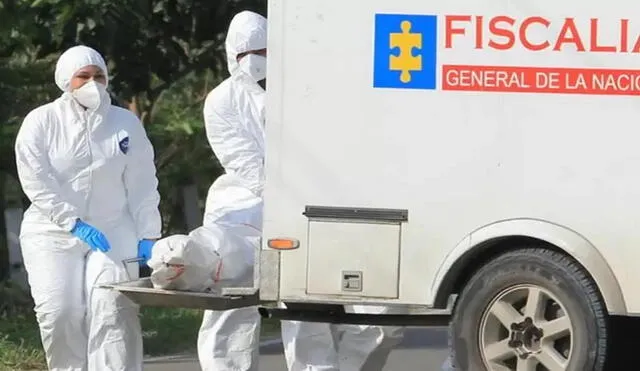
[108,1,640,370]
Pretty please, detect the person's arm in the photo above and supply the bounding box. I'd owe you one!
[123,119,162,240]
[14,111,80,231]
[204,102,265,195]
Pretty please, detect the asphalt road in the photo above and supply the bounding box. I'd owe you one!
[144,327,451,371]
[144,317,640,371]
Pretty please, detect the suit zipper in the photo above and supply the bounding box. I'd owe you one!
[84,111,94,221]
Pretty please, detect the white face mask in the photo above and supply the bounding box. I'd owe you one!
[239,54,267,82]
[72,80,108,110]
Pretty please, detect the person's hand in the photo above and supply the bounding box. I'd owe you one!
[71,220,111,252]
[137,239,156,266]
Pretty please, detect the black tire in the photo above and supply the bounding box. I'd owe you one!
[450,248,608,371]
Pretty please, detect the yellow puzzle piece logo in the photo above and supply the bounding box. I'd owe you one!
[374,14,436,89]
[390,21,422,83]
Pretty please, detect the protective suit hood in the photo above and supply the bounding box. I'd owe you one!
[225,11,267,74]
[55,45,109,92]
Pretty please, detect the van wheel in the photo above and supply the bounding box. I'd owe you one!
[450,248,608,371]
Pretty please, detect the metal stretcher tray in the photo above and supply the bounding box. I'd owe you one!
[100,278,259,310]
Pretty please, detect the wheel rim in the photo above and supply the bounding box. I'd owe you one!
[479,284,574,371]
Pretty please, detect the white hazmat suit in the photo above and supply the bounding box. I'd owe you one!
[281,306,405,371]
[196,10,267,371]
[15,45,162,371]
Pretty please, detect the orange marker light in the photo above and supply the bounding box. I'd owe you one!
[267,238,300,250]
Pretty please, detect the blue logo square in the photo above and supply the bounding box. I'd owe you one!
[373,14,438,90]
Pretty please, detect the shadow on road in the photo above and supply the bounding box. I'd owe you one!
[144,317,640,369]
[145,355,198,365]
[604,316,640,371]
[258,317,640,371]
[259,327,449,355]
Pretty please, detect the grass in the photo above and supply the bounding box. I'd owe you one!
[0,314,44,371]
[140,307,281,356]
[0,307,281,370]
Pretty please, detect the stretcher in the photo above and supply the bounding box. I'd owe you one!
[100,278,260,310]
[102,258,451,326]
[100,257,260,310]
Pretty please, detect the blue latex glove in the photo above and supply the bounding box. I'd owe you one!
[137,239,155,266]
[71,220,111,252]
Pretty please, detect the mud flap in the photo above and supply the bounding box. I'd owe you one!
[100,278,259,310]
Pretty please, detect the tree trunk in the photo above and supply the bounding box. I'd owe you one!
[0,173,8,281]
[127,95,140,118]
[182,184,202,232]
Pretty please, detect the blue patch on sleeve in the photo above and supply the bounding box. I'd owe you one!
[119,137,130,154]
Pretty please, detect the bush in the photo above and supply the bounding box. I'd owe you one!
[0,282,281,370]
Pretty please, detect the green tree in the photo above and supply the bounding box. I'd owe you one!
[10,0,266,123]
[149,70,225,234]
[0,0,267,278]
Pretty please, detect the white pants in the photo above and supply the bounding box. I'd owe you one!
[281,305,405,371]
[20,223,142,371]
[197,306,262,371]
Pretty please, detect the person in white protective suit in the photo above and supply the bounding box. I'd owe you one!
[14,45,162,371]
[196,10,268,371]
[198,10,406,371]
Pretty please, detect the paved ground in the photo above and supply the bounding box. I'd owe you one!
[144,317,640,370]
[144,327,450,371]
